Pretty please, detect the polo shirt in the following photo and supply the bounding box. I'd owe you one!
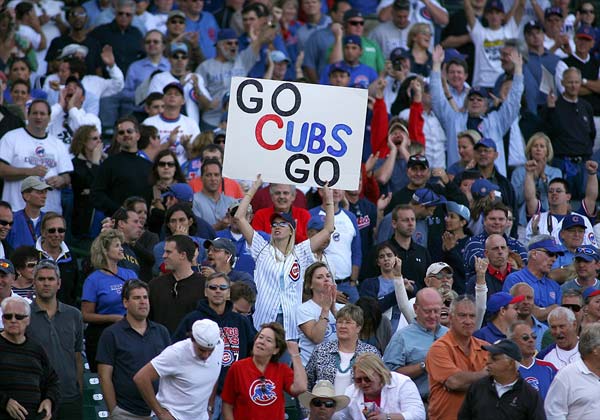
[545,358,600,418]
[473,321,506,344]
[502,268,562,308]
[383,320,448,398]
[426,330,489,420]
[96,318,171,416]
[192,191,236,226]
[27,301,84,402]
[561,278,600,293]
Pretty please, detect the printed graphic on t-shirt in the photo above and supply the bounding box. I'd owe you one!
[249,378,277,406]
[25,146,57,167]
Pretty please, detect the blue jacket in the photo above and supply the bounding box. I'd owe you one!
[7,209,44,249]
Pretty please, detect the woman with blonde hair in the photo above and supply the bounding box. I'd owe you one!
[339,353,425,420]
[81,229,138,371]
[510,132,562,226]
[406,23,432,77]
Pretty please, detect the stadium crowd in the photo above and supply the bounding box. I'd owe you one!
[2,0,600,419]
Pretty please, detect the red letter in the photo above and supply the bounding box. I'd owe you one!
[255,114,284,150]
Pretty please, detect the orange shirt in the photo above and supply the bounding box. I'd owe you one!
[188,177,244,198]
[426,331,489,420]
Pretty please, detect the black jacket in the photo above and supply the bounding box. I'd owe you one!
[458,376,546,420]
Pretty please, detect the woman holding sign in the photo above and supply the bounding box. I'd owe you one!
[234,175,335,344]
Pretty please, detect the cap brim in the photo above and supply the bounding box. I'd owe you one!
[575,254,596,262]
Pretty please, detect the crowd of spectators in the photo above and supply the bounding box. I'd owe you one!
[2,0,600,419]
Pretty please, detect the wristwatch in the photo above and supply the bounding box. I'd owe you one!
[420,361,426,372]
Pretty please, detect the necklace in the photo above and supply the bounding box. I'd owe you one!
[335,351,357,374]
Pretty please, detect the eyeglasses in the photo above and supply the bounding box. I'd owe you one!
[353,376,372,384]
[25,262,37,269]
[548,188,565,194]
[562,303,582,313]
[172,54,188,60]
[169,19,185,24]
[145,39,161,44]
[117,128,135,135]
[46,227,66,234]
[271,222,290,228]
[2,313,29,321]
[432,273,453,280]
[117,11,132,17]
[207,284,229,291]
[520,333,538,341]
[172,281,179,298]
[348,20,364,26]
[311,399,336,408]
[0,220,14,227]
[158,161,176,168]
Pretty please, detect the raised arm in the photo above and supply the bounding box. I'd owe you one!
[393,258,416,321]
[464,0,476,29]
[584,160,598,215]
[423,0,449,26]
[309,183,335,253]
[234,175,262,247]
[524,160,540,218]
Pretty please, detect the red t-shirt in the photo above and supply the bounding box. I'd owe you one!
[221,357,294,420]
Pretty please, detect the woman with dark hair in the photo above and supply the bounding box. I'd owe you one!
[442,201,473,294]
[222,322,307,420]
[355,296,392,354]
[70,125,104,238]
[9,245,39,300]
[297,262,340,366]
[149,149,186,207]
[152,202,206,274]
[3,57,35,103]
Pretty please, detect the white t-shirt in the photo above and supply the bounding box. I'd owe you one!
[152,338,224,420]
[469,18,519,87]
[543,343,581,370]
[0,128,74,214]
[334,351,354,395]
[296,300,342,366]
[143,114,200,165]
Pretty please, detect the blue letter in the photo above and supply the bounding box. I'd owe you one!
[285,121,308,152]
[307,122,326,154]
[327,124,351,157]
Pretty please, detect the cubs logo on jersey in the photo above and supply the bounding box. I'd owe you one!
[249,378,277,406]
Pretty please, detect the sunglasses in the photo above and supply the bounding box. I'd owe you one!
[432,273,452,280]
[170,19,185,24]
[521,333,538,341]
[224,41,238,46]
[214,139,225,145]
[207,284,229,291]
[47,227,66,234]
[0,219,14,227]
[348,20,364,26]
[172,54,188,60]
[117,11,132,16]
[353,376,372,384]
[145,39,161,44]
[311,399,336,408]
[25,262,37,269]
[562,303,582,313]
[2,313,28,321]
[118,128,136,135]
[271,221,290,228]
[158,161,177,168]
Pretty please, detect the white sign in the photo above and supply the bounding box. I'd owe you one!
[223,77,367,190]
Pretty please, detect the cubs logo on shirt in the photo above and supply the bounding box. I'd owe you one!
[35,146,45,156]
[524,376,540,391]
[249,378,277,406]
[289,261,300,281]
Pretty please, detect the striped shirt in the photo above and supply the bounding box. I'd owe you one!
[249,231,315,340]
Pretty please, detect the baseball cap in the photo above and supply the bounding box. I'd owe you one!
[524,20,543,34]
[545,7,563,19]
[482,339,522,361]
[487,292,525,313]
[217,28,238,42]
[583,286,600,301]
[576,24,595,40]
[343,9,363,22]
[307,216,325,231]
[444,48,468,64]
[528,237,566,254]
[390,47,411,64]
[467,86,489,99]
[329,62,351,76]
[474,137,497,151]
[561,214,586,231]
[412,188,446,207]
[426,262,453,277]
[446,201,471,221]
[204,237,236,256]
[471,179,499,198]
[192,319,222,349]
[161,183,193,203]
[228,199,252,215]
[170,42,188,55]
[485,0,505,13]
[163,82,184,96]
[58,43,89,59]
[270,50,290,64]
[407,154,429,169]
[0,259,15,275]
[270,212,296,229]
[21,176,52,192]
[343,35,362,47]
[574,245,600,262]
[168,10,186,21]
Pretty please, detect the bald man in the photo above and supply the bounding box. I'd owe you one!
[466,234,512,297]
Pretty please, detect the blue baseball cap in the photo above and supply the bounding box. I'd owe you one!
[583,286,600,301]
[574,245,600,262]
[307,216,325,231]
[170,42,188,55]
[471,179,499,198]
[576,24,595,41]
[467,86,489,99]
[412,188,446,207]
[329,62,351,76]
[444,48,468,63]
[485,0,504,13]
[270,212,296,229]
[390,47,412,63]
[545,7,563,19]
[561,214,586,231]
[487,292,525,313]
[163,82,184,96]
[474,137,497,151]
[343,35,362,47]
[216,28,238,42]
[528,237,566,254]
[270,50,290,63]
[446,201,471,221]
[524,20,544,34]
[161,183,193,203]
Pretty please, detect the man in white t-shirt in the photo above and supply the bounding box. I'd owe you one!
[143,82,201,165]
[0,100,73,214]
[466,0,524,87]
[539,306,581,369]
[134,319,224,420]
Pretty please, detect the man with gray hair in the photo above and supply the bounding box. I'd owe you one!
[0,295,60,420]
[26,260,84,419]
[545,323,600,417]
[503,234,566,321]
[538,306,581,370]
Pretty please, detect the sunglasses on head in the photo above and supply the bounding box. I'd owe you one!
[207,284,229,291]
[0,220,13,227]
[158,161,176,168]
[311,399,336,408]
[47,227,66,234]
[2,313,28,321]
[562,303,582,312]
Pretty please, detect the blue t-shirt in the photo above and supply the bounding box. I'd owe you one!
[82,268,138,315]
[519,359,557,400]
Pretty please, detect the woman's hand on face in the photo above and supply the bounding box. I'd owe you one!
[173,223,189,236]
